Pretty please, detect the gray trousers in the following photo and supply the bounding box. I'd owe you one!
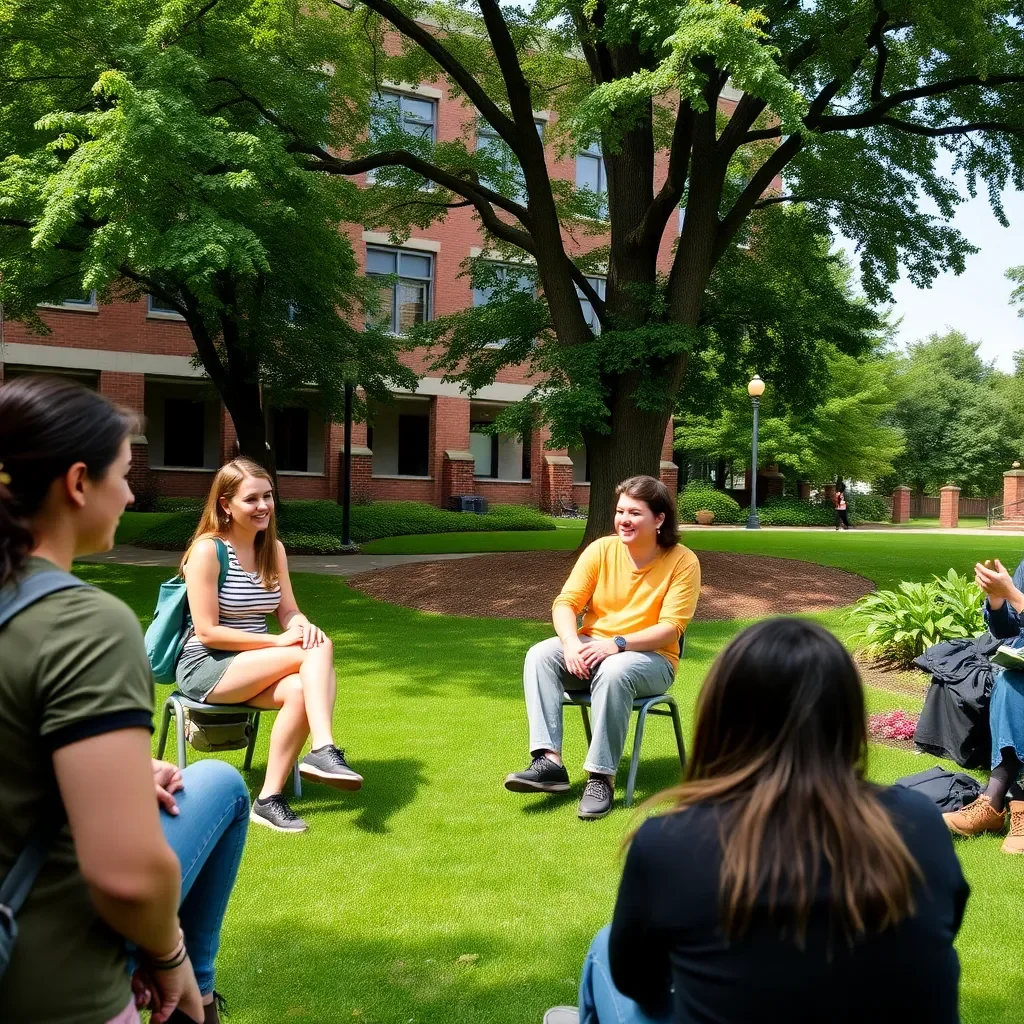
[524,635,675,776]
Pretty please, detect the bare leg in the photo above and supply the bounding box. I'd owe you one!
[206,646,307,704]
[298,638,337,750]
[247,674,309,799]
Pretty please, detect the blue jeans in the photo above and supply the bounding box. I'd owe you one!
[579,926,671,1024]
[160,760,249,994]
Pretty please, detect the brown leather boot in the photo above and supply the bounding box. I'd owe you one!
[943,794,1006,837]
[1002,801,1024,854]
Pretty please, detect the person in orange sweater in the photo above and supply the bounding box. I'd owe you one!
[505,475,701,820]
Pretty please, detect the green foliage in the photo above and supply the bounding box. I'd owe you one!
[757,496,834,527]
[151,497,204,514]
[849,569,986,668]
[677,481,743,525]
[846,493,891,524]
[136,500,555,551]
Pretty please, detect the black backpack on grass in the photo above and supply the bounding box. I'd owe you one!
[894,766,981,813]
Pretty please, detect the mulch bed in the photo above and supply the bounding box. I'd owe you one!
[856,656,931,698]
[348,549,874,622]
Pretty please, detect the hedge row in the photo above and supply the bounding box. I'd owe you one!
[757,495,835,527]
[136,499,555,552]
[677,482,743,525]
[678,483,891,527]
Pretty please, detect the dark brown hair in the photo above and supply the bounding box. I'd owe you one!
[615,475,679,548]
[0,376,137,586]
[639,617,920,945]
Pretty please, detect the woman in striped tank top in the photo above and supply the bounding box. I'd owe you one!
[177,458,360,834]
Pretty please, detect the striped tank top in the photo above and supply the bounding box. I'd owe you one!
[182,540,282,653]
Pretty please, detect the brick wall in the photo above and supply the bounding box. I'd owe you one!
[474,479,538,506]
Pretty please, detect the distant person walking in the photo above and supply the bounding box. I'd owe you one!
[834,479,850,530]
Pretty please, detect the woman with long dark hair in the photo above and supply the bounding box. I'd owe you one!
[0,376,247,1024]
[550,618,968,1024]
[505,475,700,820]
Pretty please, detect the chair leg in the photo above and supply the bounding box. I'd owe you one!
[243,712,260,771]
[624,705,651,809]
[174,700,188,770]
[580,704,593,746]
[293,761,302,798]
[669,700,686,772]
[156,699,172,760]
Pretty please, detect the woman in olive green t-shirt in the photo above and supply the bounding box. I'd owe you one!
[0,377,204,1023]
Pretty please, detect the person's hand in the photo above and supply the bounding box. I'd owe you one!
[976,560,1017,603]
[580,639,619,671]
[152,759,184,816]
[297,620,327,649]
[562,636,590,679]
[275,623,306,648]
[147,956,204,1023]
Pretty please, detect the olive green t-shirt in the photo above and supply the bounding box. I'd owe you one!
[0,557,154,1024]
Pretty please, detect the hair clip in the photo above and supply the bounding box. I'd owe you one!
[0,463,10,487]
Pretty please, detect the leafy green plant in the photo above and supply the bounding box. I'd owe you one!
[757,495,834,527]
[849,569,985,667]
[847,493,890,524]
[678,482,743,525]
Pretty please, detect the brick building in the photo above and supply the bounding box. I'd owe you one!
[0,69,741,512]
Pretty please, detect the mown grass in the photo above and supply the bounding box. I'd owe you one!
[72,528,1024,1024]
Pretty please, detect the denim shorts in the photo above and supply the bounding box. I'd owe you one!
[175,645,237,701]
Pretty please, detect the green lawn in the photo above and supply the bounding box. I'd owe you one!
[115,510,174,544]
[896,517,989,529]
[73,529,1024,1024]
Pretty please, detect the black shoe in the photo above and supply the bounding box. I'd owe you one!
[250,794,308,833]
[300,745,364,791]
[578,776,614,820]
[504,755,570,793]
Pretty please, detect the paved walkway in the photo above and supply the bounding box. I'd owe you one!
[80,545,476,577]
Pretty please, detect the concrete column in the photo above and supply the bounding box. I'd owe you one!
[891,486,911,524]
[939,485,960,529]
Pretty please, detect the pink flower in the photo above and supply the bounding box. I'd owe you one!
[868,710,919,742]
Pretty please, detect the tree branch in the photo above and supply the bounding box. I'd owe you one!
[161,0,225,45]
[352,0,518,150]
[876,116,1024,138]
[869,7,890,102]
[632,102,693,252]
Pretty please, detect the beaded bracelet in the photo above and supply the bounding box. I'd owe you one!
[146,929,187,970]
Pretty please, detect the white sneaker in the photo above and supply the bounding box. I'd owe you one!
[543,1008,579,1024]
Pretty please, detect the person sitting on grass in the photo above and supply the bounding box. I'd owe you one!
[0,376,248,1024]
[545,618,969,1024]
[942,556,1024,852]
[178,458,361,834]
[504,475,700,820]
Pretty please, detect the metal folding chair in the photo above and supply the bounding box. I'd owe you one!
[561,634,687,807]
[156,691,302,797]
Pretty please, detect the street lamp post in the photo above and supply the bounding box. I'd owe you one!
[341,382,353,548]
[746,375,765,530]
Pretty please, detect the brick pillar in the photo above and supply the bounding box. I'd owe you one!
[441,451,476,508]
[1004,466,1024,513]
[541,455,574,513]
[430,396,471,507]
[797,481,811,500]
[339,445,374,505]
[823,483,836,505]
[98,371,149,496]
[660,421,679,493]
[760,465,785,500]
[891,485,911,524]
[939,485,960,529]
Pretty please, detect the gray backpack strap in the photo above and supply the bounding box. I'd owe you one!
[0,572,86,925]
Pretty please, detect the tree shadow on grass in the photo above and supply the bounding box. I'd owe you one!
[240,756,427,835]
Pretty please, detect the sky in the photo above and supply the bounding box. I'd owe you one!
[837,169,1023,374]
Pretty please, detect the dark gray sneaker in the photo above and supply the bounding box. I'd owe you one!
[577,776,614,820]
[300,745,364,791]
[504,755,570,793]
[250,794,308,833]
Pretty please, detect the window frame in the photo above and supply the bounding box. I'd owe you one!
[575,142,608,219]
[471,261,536,349]
[370,90,438,188]
[475,119,543,198]
[575,275,607,335]
[365,245,435,336]
[147,294,186,320]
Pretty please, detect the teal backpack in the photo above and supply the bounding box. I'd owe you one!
[145,538,229,683]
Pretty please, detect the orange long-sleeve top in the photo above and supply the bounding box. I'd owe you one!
[552,536,701,672]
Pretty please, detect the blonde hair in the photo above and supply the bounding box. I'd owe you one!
[182,458,280,589]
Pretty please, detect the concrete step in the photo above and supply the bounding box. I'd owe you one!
[990,518,1024,532]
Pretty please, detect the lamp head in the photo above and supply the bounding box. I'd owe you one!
[747,375,765,398]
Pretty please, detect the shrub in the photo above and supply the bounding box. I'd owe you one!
[677,482,743,525]
[757,495,834,527]
[152,496,205,514]
[848,569,985,667]
[136,499,555,550]
[847,492,890,523]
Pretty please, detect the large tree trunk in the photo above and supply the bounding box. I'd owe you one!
[222,379,278,488]
[581,392,671,547]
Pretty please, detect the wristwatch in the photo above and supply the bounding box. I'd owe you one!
[613,636,627,652]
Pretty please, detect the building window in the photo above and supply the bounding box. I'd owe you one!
[370,91,436,187]
[576,142,608,219]
[366,247,434,335]
[472,263,535,348]
[397,413,430,476]
[148,294,184,318]
[575,276,607,335]
[163,398,206,468]
[568,445,591,484]
[62,290,97,308]
[470,424,499,478]
[273,408,310,472]
[522,432,532,481]
[476,120,543,199]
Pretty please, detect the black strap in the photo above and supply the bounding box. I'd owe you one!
[0,571,86,916]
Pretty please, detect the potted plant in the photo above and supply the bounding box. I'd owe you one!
[695,510,716,525]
